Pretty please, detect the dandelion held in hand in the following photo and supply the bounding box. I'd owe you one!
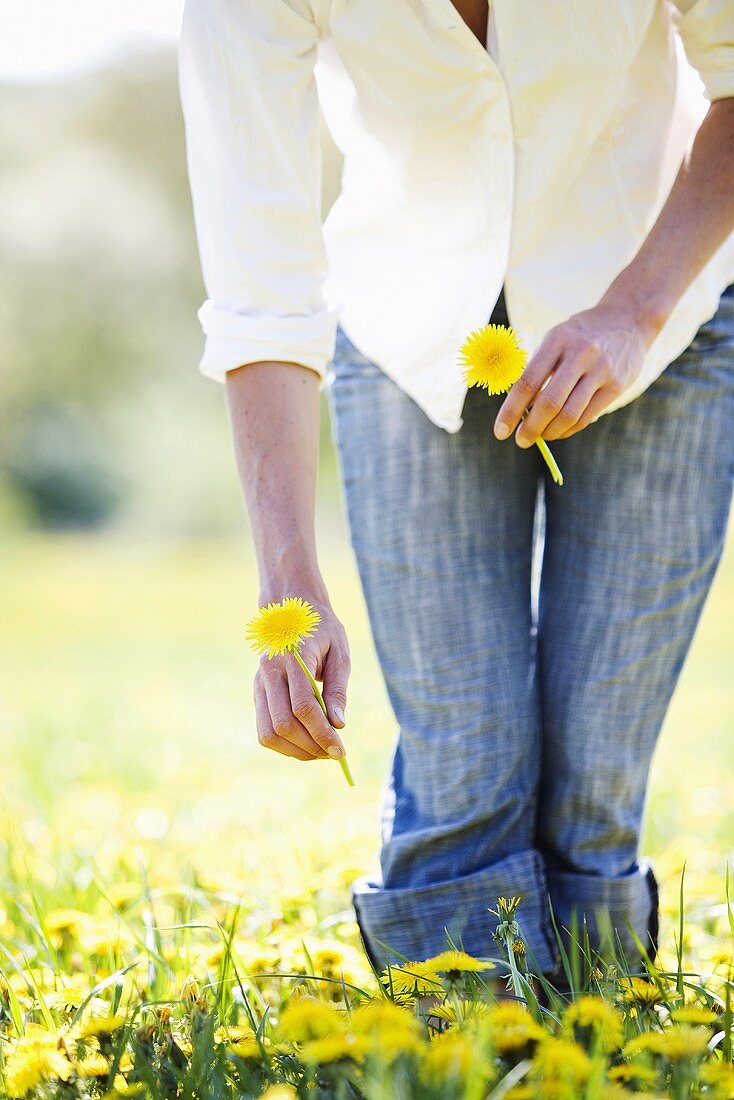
[459,324,527,395]
[245,596,320,658]
[459,323,564,485]
[245,597,355,787]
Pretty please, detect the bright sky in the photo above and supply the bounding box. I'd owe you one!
[0,0,183,82]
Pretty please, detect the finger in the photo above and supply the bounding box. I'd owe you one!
[285,656,346,760]
[514,359,587,447]
[493,332,564,439]
[321,645,351,729]
[262,670,329,758]
[539,372,604,440]
[254,680,315,760]
[554,382,615,439]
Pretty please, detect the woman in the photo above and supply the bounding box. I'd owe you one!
[178,0,734,977]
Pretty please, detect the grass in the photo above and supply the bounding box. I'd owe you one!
[0,505,733,1098]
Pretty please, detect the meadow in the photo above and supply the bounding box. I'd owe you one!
[0,507,733,1099]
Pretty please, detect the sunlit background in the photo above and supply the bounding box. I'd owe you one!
[1,1,733,953]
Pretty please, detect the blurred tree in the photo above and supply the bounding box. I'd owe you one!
[0,47,344,532]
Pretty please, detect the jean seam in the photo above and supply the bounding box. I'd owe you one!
[534,853,562,973]
[644,862,660,963]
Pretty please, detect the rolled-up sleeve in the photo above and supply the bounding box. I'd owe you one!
[671,0,734,103]
[178,0,335,382]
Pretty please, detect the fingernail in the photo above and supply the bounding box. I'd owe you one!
[333,706,345,725]
[327,744,344,759]
[516,433,531,448]
[494,420,510,439]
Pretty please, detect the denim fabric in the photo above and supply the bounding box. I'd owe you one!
[324,284,734,976]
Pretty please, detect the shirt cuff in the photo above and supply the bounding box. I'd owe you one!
[197,302,338,383]
[697,67,734,103]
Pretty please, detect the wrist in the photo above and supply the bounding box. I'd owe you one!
[258,563,330,608]
[599,267,677,348]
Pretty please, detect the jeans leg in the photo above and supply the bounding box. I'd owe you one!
[536,285,734,964]
[326,325,559,974]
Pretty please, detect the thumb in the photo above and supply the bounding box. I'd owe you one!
[321,645,350,729]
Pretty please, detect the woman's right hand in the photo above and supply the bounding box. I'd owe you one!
[253,594,351,762]
[224,358,347,764]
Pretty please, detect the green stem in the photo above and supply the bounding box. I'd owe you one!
[293,649,355,787]
[534,437,564,485]
[502,934,526,1003]
[449,988,464,1026]
[519,408,564,485]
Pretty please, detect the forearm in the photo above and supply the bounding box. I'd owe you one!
[495,99,734,443]
[225,361,328,604]
[601,96,734,336]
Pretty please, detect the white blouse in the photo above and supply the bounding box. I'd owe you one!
[178,0,734,432]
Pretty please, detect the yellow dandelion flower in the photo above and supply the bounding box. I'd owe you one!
[699,1061,734,1090]
[245,597,320,658]
[623,1025,710,1061]
[312,945,345,971]
[622,1032,663,1058]
[44,985,89,1014]
[421,1030,493,1083]
[420,950,495,976]
[351,999,423,1059]
[229,1037,270,1060]
[653,1025,711,1061]
[106,881,141,913]
[44,908,90,940]
[619,976,669,1006]
[298,1032,370,1064]
[487,1002,545,1054]
[670,1004,719,1026]
[564,995,624,1053]
[381,960,444,996]
[5,1028,73,1098]
[214,1023,257,1044]
[108,1080,147,1099]
[608,1063,660,1087]
[241,945,282,976]
[75,1051,111,1078]
[259,1086,298,1100]
[531,1037,592,1082]
[278,996,347,1042]
[79,1015,127,1040]
[459,324,527,394]
[600,1086,639,1100]
[459,325,564,486]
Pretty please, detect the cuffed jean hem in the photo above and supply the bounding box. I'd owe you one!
[546,859,659,966]
[351,848,560,975]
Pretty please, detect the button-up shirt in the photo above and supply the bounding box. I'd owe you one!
[178,0,734,432]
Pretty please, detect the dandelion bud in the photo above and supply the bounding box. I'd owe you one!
[180,975,200,1009]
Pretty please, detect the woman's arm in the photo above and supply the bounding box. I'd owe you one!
[227,360,350,763]
[179,0,349,763]
[494,96,734,444]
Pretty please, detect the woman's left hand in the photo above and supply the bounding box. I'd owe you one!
[493,300,661,444]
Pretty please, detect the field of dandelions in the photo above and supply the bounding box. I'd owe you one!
[1,526,734,1100]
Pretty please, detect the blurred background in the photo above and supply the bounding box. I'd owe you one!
[0,1,732,929]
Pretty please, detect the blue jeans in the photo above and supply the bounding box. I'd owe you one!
[325,284,734,975]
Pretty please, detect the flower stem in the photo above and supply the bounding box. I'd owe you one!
[519,408,564,485]
[534,437,563,485]
[293,649,355,787]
